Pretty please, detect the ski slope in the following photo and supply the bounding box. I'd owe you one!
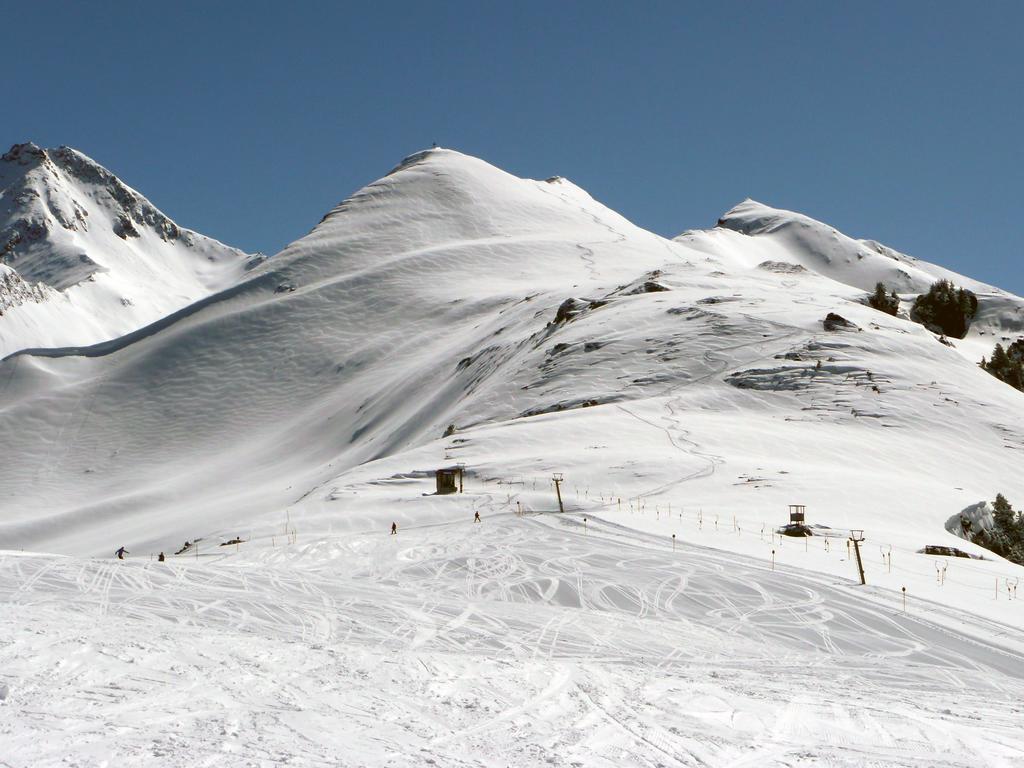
[2,147,1024,766]
[3,502,1023,766]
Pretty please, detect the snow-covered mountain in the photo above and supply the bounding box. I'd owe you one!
[682,198,1024,361]
[3,147,1024,766]
[0,142,258,357]
[2,148,1023,563]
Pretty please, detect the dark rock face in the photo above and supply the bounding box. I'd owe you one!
[553,298,586,324]
[823,313,858,332]
[758,260,807,274]
[2,142,47,164]
[918,545,980,559]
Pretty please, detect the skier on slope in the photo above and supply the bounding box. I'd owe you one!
[474,511,481,523]
[158,552,165,562]
[115,546,129,560]
[391,522,398,535]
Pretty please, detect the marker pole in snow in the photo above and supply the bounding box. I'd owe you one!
[849,530,866,585]
[902,586,907,612]
[583,517,588,534]
[552,474,565,513]
[771,549,775,570]
[672,533,676,551]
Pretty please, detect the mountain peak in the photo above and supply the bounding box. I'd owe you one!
[715,198,819,236]
[694,198,1004,299]
[276,147,655,289]
[1,141,48,166]
[0,142,256,356]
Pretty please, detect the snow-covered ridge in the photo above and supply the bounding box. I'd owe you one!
[680,197,1024,362]
[0,142,260,357]
[681,198,1003,295]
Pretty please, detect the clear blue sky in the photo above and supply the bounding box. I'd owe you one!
[9,1,1023,292]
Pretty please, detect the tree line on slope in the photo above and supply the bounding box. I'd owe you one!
[867,279,978,339]
[910,279,978,338]
[866,279,1024,394]
[969,494,1024,565]
[867,282,900,316]
[980,339,1024,393]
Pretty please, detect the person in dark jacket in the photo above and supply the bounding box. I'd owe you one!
[158,552,165,562]
[115,547,129,560]
[391,522,398,535]
[474,511,481,523]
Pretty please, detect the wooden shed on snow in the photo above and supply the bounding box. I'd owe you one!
[436,467,463,495]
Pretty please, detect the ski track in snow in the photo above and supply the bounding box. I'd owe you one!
[3,513,1023,767]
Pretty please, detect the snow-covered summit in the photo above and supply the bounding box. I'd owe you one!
[0,142,259,357]
[272,147,661,283]
[680,198,1001,296]
[678,198,1024,361]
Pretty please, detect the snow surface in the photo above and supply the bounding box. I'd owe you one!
[0,143,257,357]
[2,148,1024,766]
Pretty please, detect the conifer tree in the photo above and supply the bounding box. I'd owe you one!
[993,493,1015,531]
[912,280,977,338]
[868,282,899,315]
[980,340,1024,393]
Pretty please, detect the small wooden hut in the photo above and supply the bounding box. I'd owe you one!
[435,467,463,495]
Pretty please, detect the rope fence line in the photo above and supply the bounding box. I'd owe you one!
[493,473,1024,601]
[130,469,1023,604]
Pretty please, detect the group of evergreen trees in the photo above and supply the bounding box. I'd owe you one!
[868,282,900,315]
[911,279,978,338]
[980,339,1024,392]
[866,279,978,339]
[970,494,1024,565]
